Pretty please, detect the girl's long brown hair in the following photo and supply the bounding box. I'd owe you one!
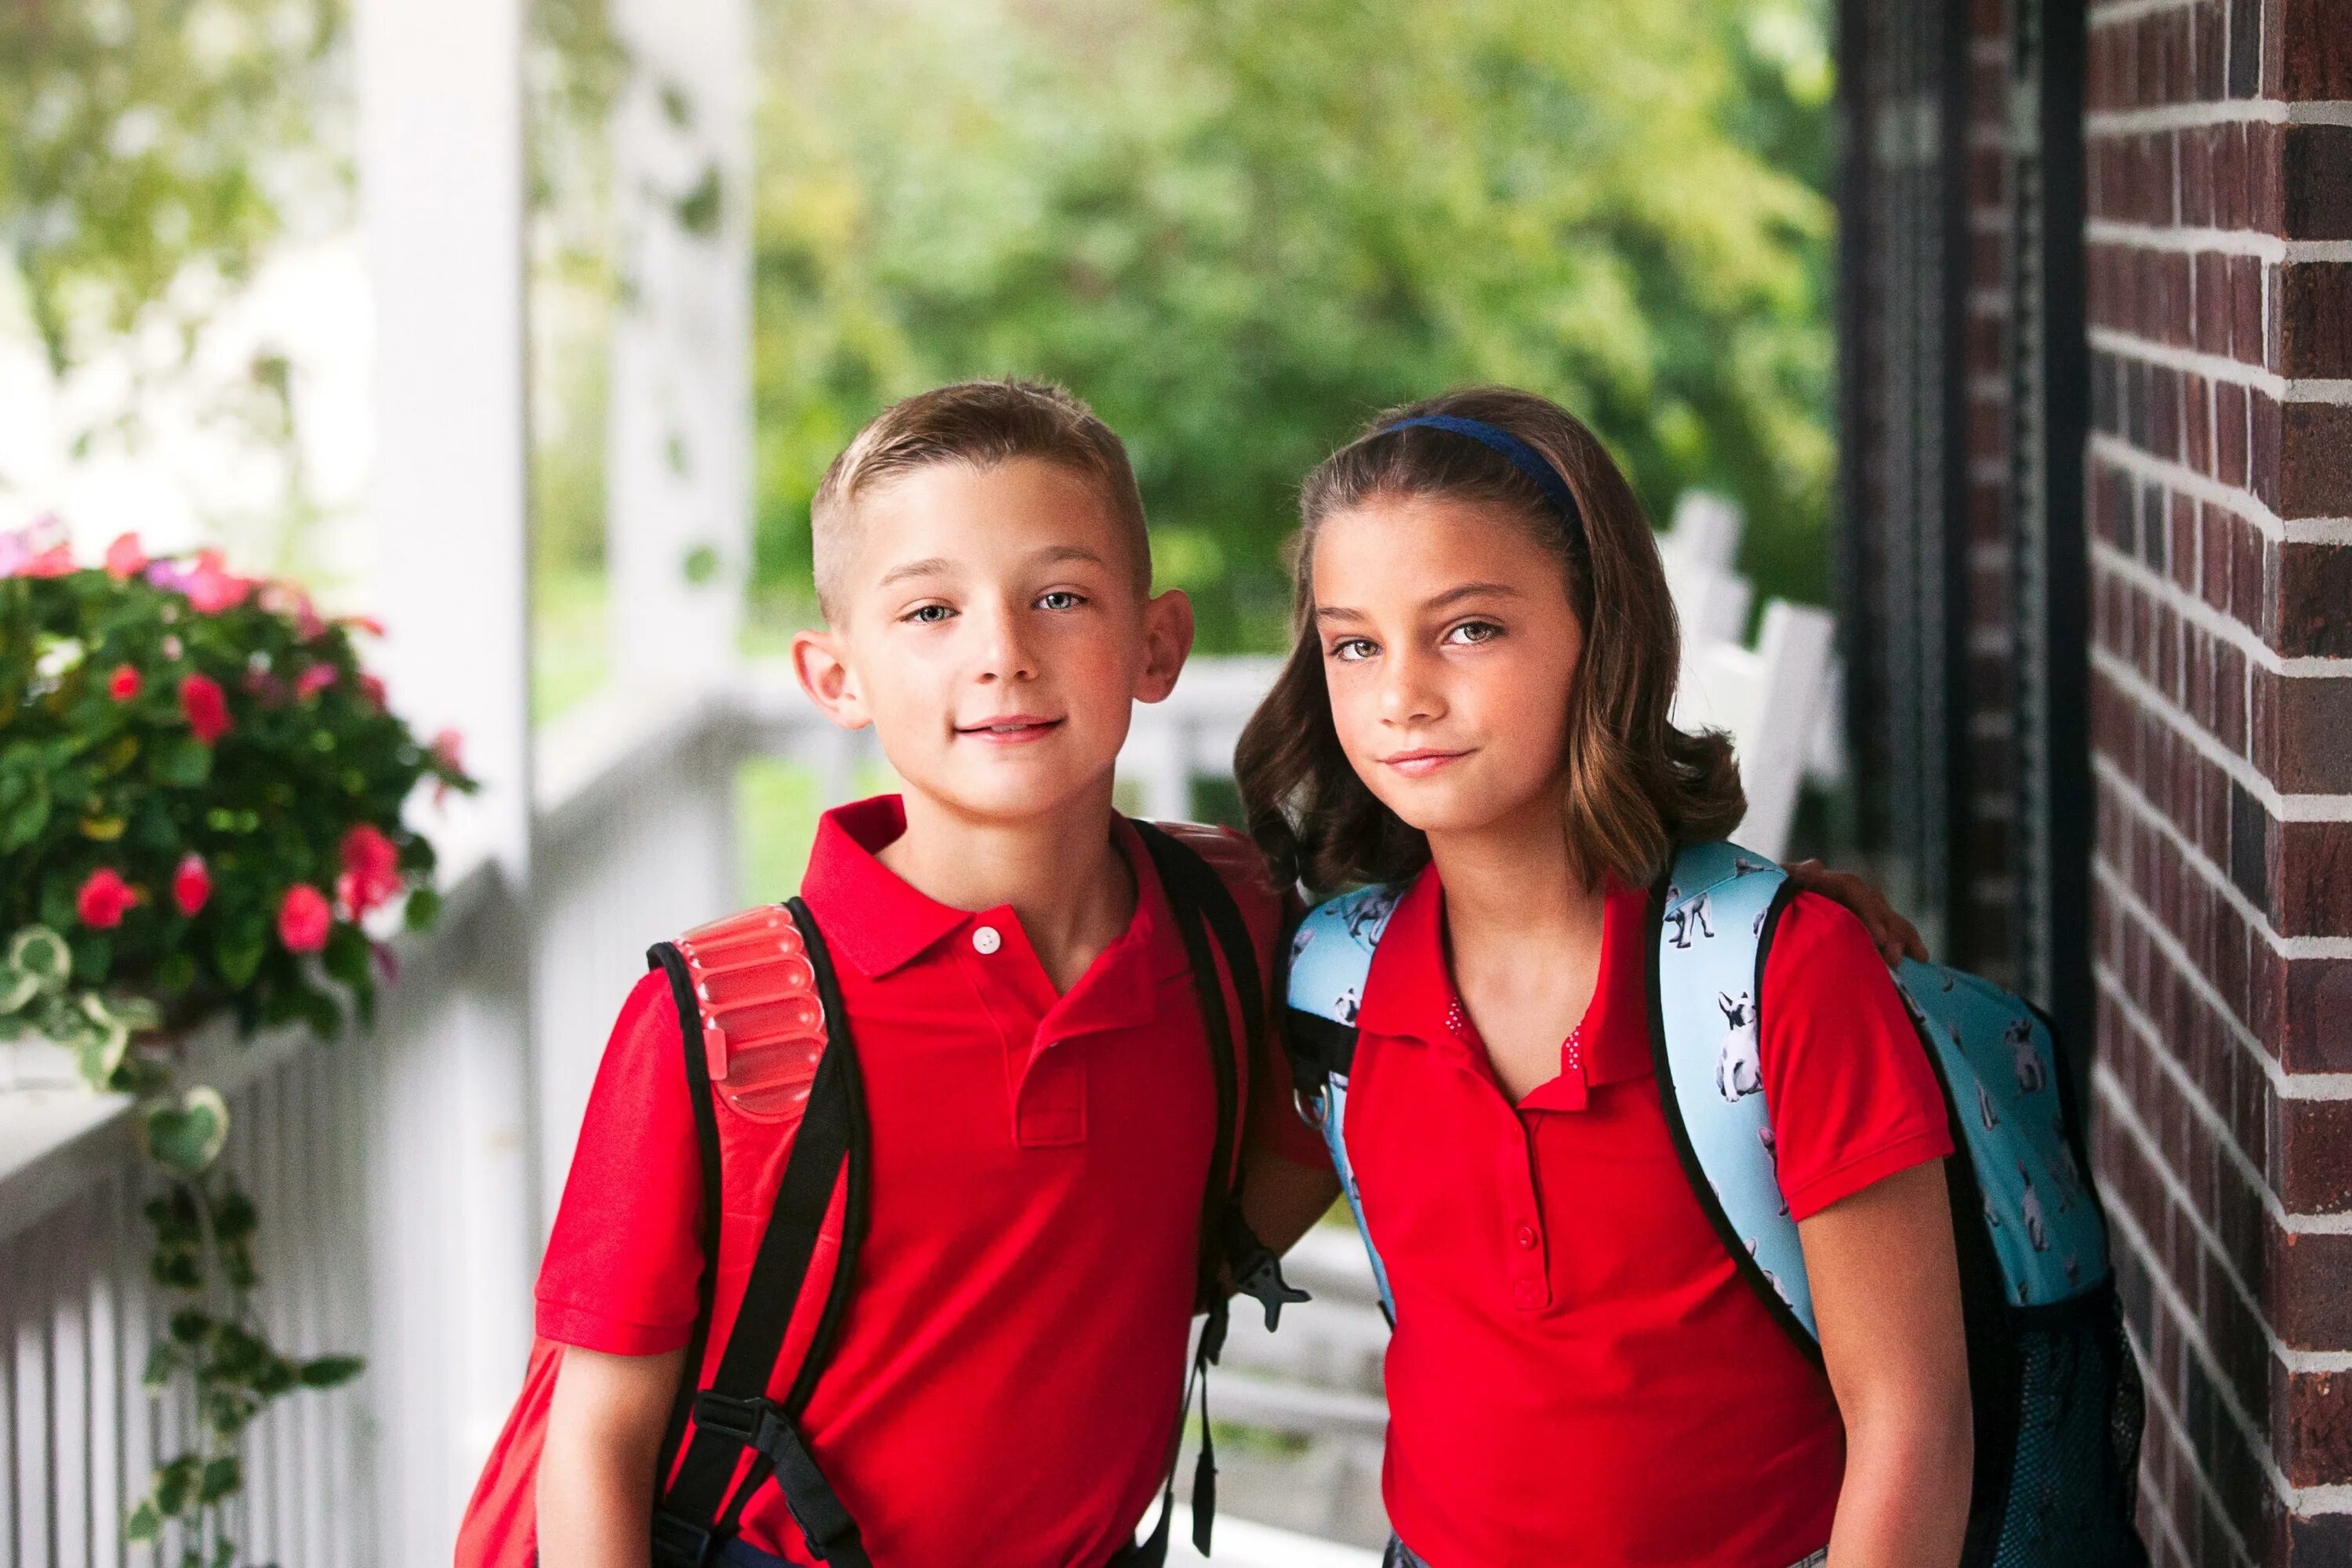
[1235,387,1745,895]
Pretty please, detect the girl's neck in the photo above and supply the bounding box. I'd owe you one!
[1426,793,1604,946]
[878,775,1134,991]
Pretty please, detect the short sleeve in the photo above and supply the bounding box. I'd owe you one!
[535,969,706,1354]
[1761,894,1954,1222]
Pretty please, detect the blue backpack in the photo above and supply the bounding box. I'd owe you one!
[1281,840,2147,1568]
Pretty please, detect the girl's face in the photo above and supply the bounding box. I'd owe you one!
[1310,492,1585,845]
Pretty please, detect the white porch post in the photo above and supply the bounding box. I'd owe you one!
[354,0,539,1538]
[606,0,755,687]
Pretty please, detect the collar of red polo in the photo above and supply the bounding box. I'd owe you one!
[1358,862,1654,1105]
[797,795,1186,1003]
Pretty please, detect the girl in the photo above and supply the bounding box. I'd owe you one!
[1237,388,1973,1568]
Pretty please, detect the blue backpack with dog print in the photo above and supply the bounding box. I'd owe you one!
[1281,840,2147,1568]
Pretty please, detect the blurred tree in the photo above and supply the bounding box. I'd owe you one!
[753,0,1835,649]
[0,0,343,379]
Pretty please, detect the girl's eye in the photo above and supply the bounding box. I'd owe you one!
[1036,590,1085,612]
[1444,619,1502,646]
[1327,637,1377,662]
[903,603,955,625]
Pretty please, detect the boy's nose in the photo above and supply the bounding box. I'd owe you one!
[972,602,1038,684]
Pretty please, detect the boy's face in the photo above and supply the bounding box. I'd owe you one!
[791,458,1193,827]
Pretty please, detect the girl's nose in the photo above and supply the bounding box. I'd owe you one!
[1377,644,1443,725]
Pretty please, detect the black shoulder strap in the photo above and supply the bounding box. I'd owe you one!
[652,898,875,1568]
[1125,822,1308,1563]
[647,941,727,1488]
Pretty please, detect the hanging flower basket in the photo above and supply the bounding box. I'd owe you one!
[0,518,474,1556]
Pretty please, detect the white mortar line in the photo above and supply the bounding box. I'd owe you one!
[2090,325,2352,405]
[2091,648,2352,832]
[2088,100,2352,135]
[2094,541,2352,678]
[2092,856,2352,1101]
[2089,434,2352,546]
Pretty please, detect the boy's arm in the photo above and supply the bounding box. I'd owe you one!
[1801,1161,1974,1568]
[537,1346,687,1568]
[1781,858,1930,967]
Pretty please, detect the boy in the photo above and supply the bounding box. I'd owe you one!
[518,381,1338,1568]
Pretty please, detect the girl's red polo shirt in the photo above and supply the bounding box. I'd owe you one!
[534,797,1326,1568]
[1347,868,1951,1568]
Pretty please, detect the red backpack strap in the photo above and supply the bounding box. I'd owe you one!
[674,904,830,1122]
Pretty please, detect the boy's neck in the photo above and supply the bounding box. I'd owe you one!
[877,777,1134,993]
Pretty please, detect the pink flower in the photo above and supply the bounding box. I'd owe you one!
[77,868,138,929]
[341,614,386,637]
[260,582,326,641]
[178,673,231,743]
[183,550,250,615]
[431,728,464,772]
[108,665,143,702]
[295,663,338,699]
[357,673,387,711]
[104,532,148,579]
[335,824,404,917]
[13,543,75,579]
[277,884,331,953]
[171,854,212,916]
[241,666,289,707]
[0,517,69,579]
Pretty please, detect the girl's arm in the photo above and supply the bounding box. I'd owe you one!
[1799,1160,1974,1568]
[537,1345,687,1567]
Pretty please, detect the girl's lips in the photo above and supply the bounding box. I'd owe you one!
[956,717,1065,745]
[1381,747,1471,778]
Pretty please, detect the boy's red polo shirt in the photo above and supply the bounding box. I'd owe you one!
[1346,869,1951,1568]
[535,797,1325,1568]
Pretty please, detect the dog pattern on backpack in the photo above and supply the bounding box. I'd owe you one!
[1715,992,1762,1102]
[1286,838,2111,1335]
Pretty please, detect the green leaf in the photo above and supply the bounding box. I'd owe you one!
[216,924,266,989]
[6,925,71,988]
[403,886,441,931]
[0,967,41,1013]
[141,1087,229,1178]
[155,951,197,994]
[0,771,50,851]
[149,737,212,788]
[70,935,112,984]
[152,1451,201,1515]
[169,1308,212,1345]
[298,1354,365,1388]
[196,1454,240,1504]
[324,921,369,989]
[211,1185,258,1243]
[125,1501,162,1542]
[142,1340,183,1392]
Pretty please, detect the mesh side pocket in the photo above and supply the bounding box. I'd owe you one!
[1984,1288,2148,1568]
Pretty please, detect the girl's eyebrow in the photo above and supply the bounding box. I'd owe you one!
[1424,580,1521,609]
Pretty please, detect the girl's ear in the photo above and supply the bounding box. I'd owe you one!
[1135,587,1196,705]
[791,629,873,731]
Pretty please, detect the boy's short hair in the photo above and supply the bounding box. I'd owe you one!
[809,379,1152,621]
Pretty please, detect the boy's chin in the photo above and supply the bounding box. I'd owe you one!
[903,757,1120,827]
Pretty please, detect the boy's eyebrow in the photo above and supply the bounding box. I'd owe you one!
[877,556,956,588]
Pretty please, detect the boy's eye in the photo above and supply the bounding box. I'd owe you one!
[1327,637,1377,662]
[1444,619,1502,646]
[1036,590,1085,611]
[902,603,955,625]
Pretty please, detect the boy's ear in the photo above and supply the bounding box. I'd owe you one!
[1135,587,1195,705]
[791,628,873,731]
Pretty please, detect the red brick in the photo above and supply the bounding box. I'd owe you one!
[2281,1100,2352,1214]
[2274,1225,2352,1350]
[2280,403,2352,523]
[2250,118,2287,236]
[2217,380,2250,486]
[2282,1511,2352,1566]
[2280,262,2352,378]
[2278,541,2352,657]
[2281,0,2352,96]
[2282,957,2352,1073]
[2202,506,2234,607]
[2192,253,2227,355]
[2270,675,2352,792]
[2284,125,2352,240]
[2278,820,2352,937]
[2251,390,2283,511]
[2228,255,2265,365]
[2230,0,2265,96]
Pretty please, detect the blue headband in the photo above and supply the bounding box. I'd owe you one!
[1377,415,1584,543]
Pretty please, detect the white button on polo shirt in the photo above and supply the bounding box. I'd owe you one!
[971,924,1003,955]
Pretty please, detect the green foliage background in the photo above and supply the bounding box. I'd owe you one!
[749,0,1836,652]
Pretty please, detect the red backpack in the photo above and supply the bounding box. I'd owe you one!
[454,822,1303,1568]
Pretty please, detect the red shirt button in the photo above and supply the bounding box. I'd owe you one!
[1515,1225,1537,1250]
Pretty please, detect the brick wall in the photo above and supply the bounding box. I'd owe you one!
[2078,0,2352,1562]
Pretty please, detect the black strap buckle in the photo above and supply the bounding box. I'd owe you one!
[650,1510,720,1568]
[1221,1214,1312,1333]
[691,1389,790,1454]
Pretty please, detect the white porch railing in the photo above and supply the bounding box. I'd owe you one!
[2,661,1390,1568]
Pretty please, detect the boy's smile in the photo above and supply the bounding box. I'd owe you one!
[791,457,1193,829]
